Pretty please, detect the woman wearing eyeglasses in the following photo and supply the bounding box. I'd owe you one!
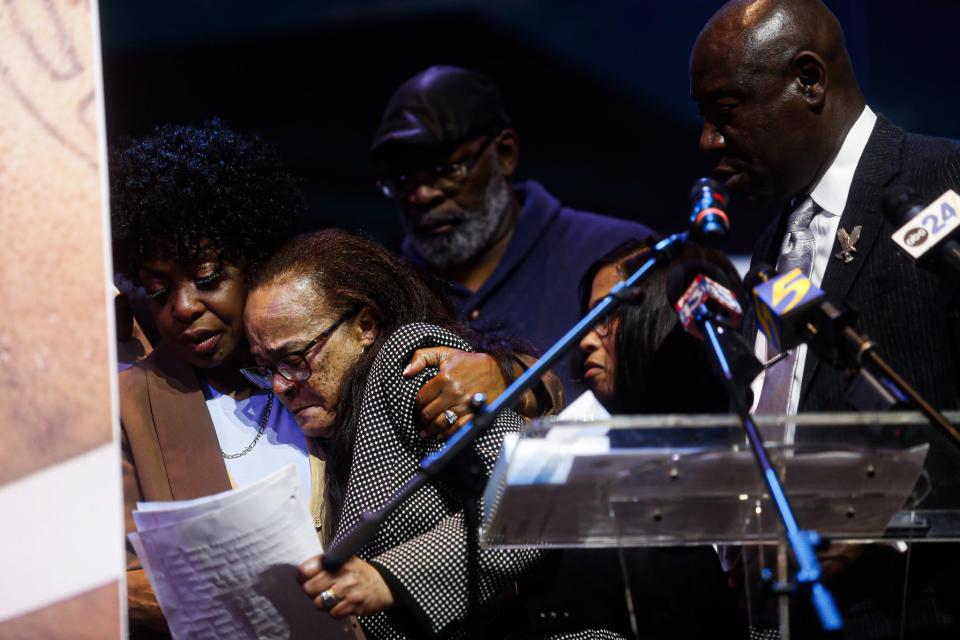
[577,240,737,415]
[112,121,551,638]
[575,239,747,639]
[243,229,623,640]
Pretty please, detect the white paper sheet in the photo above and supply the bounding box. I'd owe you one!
[133,465,294,528]
[508,392,613,484]
[555,390,612,422]
[130,465,355,639]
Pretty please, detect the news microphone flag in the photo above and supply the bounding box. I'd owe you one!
[674,274,742,341]
[752,267,825,354]
[891,189,960,263]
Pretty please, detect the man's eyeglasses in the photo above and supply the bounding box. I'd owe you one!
[376,135,495,200]
[240,309,357,390]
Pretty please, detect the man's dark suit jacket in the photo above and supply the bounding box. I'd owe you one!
[748,114,960,414]
[746,114,960,639]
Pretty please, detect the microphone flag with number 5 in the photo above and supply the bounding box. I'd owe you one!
[752,267,826,354]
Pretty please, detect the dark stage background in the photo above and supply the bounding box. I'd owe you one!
[100,1,960,254]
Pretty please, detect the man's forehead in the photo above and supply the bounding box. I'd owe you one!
[691,38,778,102]
[691,2,791,93]
[690,50,740,99]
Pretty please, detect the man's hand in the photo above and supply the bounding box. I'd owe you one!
[300,555,395,618]
[402,347,508,439]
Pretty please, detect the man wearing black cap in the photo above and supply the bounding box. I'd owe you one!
[372,65,656,398]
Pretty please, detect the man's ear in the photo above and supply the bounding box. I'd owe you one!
[794,50,827,112]
[495,129,519,178]
[356,307,379,349]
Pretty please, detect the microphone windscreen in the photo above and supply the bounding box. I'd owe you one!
[881,188,925,226]
[688,177,731,244]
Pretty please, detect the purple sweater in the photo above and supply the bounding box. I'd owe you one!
[403,180,657,397]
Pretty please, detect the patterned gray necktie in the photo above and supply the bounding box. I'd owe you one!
[754,196,822,423]
[775,195,820,275]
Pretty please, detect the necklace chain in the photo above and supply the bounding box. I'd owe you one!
[220,393,274,459]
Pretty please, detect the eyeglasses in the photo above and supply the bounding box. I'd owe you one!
[240,309,357,390]
[376,135,496,200]
[594,312,616,339]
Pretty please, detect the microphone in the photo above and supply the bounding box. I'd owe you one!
[641,176,732,279]
[666,255,743,325]
[749,268,960,443]
[750,268,893,408]
[665,256,845,633]
[750,265,869,371]
[884,188,960,280]
[669,269,743,341]
[666,255,761,385]
[688,177,731,244]
[749,265,840,358]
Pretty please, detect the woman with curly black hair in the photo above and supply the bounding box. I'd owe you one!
[111,120,320,637]
[112,120,534,638]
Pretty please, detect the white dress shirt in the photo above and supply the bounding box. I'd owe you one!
[749,106,878,437]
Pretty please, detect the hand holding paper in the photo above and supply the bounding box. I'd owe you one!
[299,555,396,618]
[129,465,359,639]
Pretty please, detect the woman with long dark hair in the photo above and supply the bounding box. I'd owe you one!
[578,239,739,415]
[572,238,748,639]
[244,229,622,640]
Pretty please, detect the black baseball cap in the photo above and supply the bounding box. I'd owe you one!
[371,65,511,163]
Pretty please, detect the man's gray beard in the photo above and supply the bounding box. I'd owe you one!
[408,171,512,270]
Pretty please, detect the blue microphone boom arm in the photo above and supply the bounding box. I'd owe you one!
[322,177,732,575]
[321,231,690,573]
[694,306,844,633]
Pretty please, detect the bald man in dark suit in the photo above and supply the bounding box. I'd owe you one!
[691,1,960,638]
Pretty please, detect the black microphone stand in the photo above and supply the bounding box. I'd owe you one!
[805,300,960,449]
[690,306,844,634]
[320,231,691,573]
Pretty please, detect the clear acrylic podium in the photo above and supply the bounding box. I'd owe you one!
[480,411,960,638]
[482,411,960,547]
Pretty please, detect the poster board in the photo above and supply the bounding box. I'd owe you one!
[0,1,123,637]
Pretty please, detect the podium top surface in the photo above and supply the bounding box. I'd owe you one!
[481,411,960,548]
[527,410,960,434]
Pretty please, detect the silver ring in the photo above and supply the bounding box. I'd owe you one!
[443,409,458,426]
[319,589,339,609]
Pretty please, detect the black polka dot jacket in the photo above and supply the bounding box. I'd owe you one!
[333,323,542,639]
